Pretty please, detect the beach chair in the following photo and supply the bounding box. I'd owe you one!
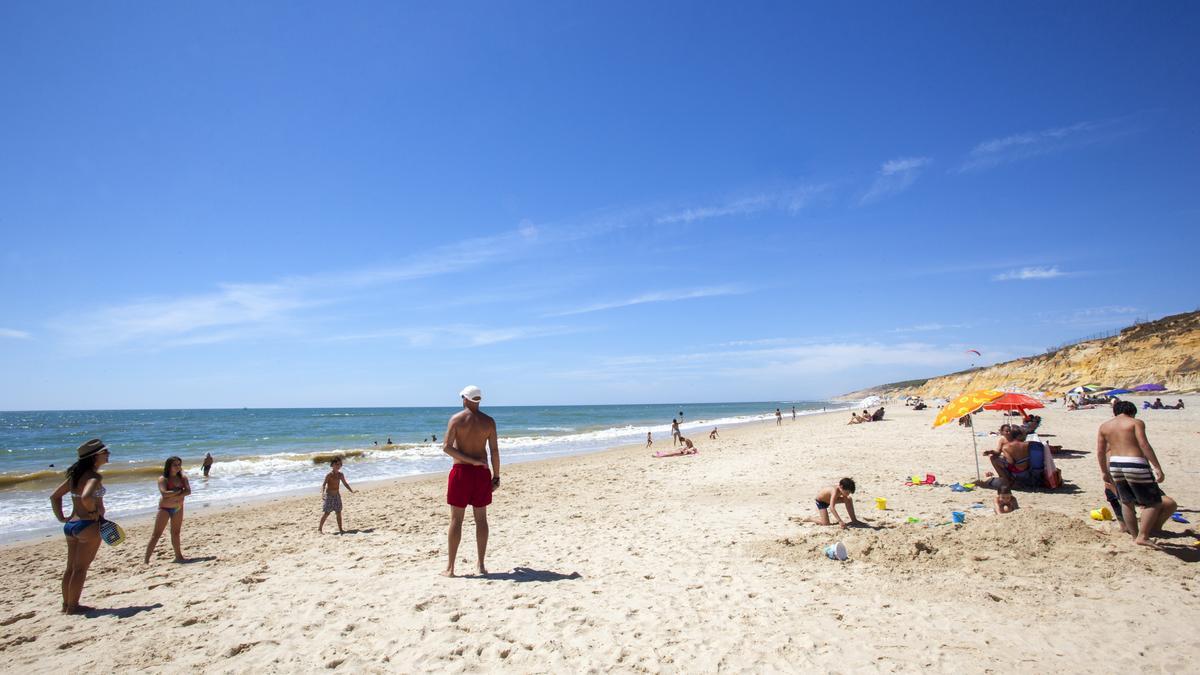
[1017,442,1061,490]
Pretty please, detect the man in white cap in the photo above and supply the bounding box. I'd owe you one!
[441,385,500,577]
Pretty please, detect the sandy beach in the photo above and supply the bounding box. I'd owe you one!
[2,399,1198,672]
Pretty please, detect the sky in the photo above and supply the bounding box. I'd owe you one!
[1,2,1197,410]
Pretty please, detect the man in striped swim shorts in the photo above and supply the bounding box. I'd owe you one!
[1098,401,1170,549]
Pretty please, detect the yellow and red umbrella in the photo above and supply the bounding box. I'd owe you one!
[932,389,1004,428]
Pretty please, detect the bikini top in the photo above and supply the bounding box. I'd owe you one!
[71,485,107,499]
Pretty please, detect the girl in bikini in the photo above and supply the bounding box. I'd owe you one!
[145,455,191,563]
[49,438,111,614]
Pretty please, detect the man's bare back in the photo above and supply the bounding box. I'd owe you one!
[443,408,498,467]
[1098,414,1152,459]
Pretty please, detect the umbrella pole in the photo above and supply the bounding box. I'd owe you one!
[969,415,981,480]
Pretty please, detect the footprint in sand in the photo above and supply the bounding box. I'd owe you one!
[0,611,34,627]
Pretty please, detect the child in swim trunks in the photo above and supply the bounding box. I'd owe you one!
[319,457,354,534]
[811,478,862,529]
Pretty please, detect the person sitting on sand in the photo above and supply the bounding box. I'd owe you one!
[810,478,862,529]
[981,427,1031,489]
[1172,399,1185,409]
[318,457,355,534]
[145,456,191,564]
[1098,401,1170,549]
[49,439,111,614]
[994,485,1019,514]
[202,452,213,478]
[678,436,696,453]
[1151,398,1165,409]
[709,427,718,440]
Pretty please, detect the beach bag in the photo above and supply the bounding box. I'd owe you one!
[99,519,126,546]
[1042,444,1061,489]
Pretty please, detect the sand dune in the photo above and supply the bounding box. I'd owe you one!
[2,399,1197,672]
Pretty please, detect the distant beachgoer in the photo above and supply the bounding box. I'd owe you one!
[994,485,1019,514]
[646,432,653,447]
[319,456,355,534]
[810,478,861,529]
[202,452,213,478]
[671,419,681,446]
[791,406,796,420]
[1173,399,1185,409]
[145,456,191,563]
[1099,401,1171,548]
[432,434,437,442]
[49,439,111,614]
[1152,398,1164,409]
[374,441,379,446]
[442,385,500,577]
[424,437,429,443]
[775,408,782,426]
[709,427,718,440]
[387,437,393,445]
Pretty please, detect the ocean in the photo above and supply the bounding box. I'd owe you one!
[0,401,836,538]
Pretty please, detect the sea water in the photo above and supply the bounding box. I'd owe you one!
[0,401,836,537]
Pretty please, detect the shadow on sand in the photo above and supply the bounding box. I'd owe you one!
[83,603,162,619]
[477,567,582,583]
[177,556,217,564]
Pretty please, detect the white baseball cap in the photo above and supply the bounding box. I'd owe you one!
[459,385,482,401]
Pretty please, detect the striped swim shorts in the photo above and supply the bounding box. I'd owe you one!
[1108,456,1163,507]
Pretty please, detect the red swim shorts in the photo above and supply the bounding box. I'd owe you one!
[447,464,493,508]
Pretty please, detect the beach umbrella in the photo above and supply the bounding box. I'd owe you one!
[933,389,1005,428]
[933,389,1004,481]
[1104,388,1133,396]
[981,392,1045,412]
[1068,384,1109,394]
[1132,383,1166,392]
[859,395,882,408]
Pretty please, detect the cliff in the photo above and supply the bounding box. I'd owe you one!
[843,310,1200,400]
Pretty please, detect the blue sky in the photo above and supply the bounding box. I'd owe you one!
[1,3,1197,410]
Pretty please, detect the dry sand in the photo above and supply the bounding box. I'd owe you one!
[2,399,1198,672]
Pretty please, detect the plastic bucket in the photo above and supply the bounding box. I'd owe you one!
[823,542,848,561]
[875,497,887,510]
[951,511,966,524]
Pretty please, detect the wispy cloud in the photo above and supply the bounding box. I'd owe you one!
[1039,305,1142,327]
[957,120,1109,172]
[325,324,581,348]
[57,226,544,352]
[655,184,831,224]
[546,285,748,317]
[992,266,1068,281]
[558,341,976,382]
[859,157,931,205]
[0,328,31,339]
[889,322,971,333]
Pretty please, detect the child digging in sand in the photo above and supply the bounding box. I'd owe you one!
[811,478,862,529]
[994,485,1019,514]
[318,457,355,534]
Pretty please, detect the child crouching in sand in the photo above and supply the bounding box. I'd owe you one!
[994,485,1019,514]
[810,478,862,529]
[319,457,355,534]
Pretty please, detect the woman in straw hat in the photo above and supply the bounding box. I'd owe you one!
[49,439,111,614]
